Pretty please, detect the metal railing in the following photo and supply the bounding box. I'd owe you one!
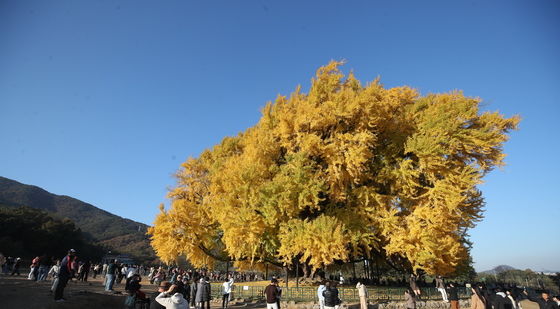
[210,285,470,302]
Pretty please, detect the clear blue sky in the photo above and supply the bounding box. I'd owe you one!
[1,0,558,272]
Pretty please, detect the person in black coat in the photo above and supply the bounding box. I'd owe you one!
[493,288,513,309]
[523,290,559,309]
[447,282,460,309]
[322,281,340,309]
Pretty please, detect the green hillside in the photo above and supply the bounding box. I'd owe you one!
[0,176,156,262]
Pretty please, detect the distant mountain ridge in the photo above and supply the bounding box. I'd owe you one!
[480,265,517,274]
[0,176,155,262]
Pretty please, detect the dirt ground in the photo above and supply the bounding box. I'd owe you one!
[0,274,269,309]
[0,274,134,308]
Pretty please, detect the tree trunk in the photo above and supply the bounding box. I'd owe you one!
[296,262,299,287]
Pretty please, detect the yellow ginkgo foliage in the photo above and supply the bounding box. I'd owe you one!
[148,61,519,276]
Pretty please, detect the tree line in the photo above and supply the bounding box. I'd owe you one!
[0,205,106,260]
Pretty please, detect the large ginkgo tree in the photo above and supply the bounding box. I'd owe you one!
[148,61,519,276]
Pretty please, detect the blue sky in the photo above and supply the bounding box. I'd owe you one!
[1,0,558,272]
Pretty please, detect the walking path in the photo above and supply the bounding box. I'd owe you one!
[0,274,268,309]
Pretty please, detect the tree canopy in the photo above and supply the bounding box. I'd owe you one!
[149,61,519,276]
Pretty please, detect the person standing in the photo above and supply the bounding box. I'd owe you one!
[505,290,518,309]
[93,263,100,279]
[471,286,487,309]
[102,262,108,277]
[151,281,171,309]
[405,288,417,309]
[317,280,326,309]
[156,281,189,309]
[276,280,283,309]
[37,255,50,281]
[54,249,76,302]
[523,290,558,309]
[82,260,91,282]
[105,259,117,291]
[436,276,448,302]
[323,281,340,309]
[356,282,368,309]
[0,253,5,274]
[447,282,460,309]
[493,288,512,309]
[10,257,21,276]
[48,260,60,294]
[265,279,280,309]
[222,276,234,308]
[28,256,40,280]
[195,277,210,309]
[189,276,198,309]
[409,274,421,300]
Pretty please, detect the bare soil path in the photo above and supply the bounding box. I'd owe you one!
[0,274,268,309]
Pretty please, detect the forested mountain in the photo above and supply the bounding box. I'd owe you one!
[0,176,156,262]
[0,206,106,260]
[480,265,517,274]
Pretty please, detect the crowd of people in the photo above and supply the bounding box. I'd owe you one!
[1,249,243,309]
[2,251,559,309]
[401,275,560,309]
[468,283,560,309]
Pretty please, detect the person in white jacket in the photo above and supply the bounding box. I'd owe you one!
[48,260,61,293]
[356,282,368,309]
[222,276,234,308]
[156,282,189,309]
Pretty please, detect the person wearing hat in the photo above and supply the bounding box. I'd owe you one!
[155,281,188,309]
[54,249,76,302]
[149,281,170,309]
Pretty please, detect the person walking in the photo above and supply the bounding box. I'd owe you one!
[264,279,280,309]
[54,249,76,302]
[356,282,368,309]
